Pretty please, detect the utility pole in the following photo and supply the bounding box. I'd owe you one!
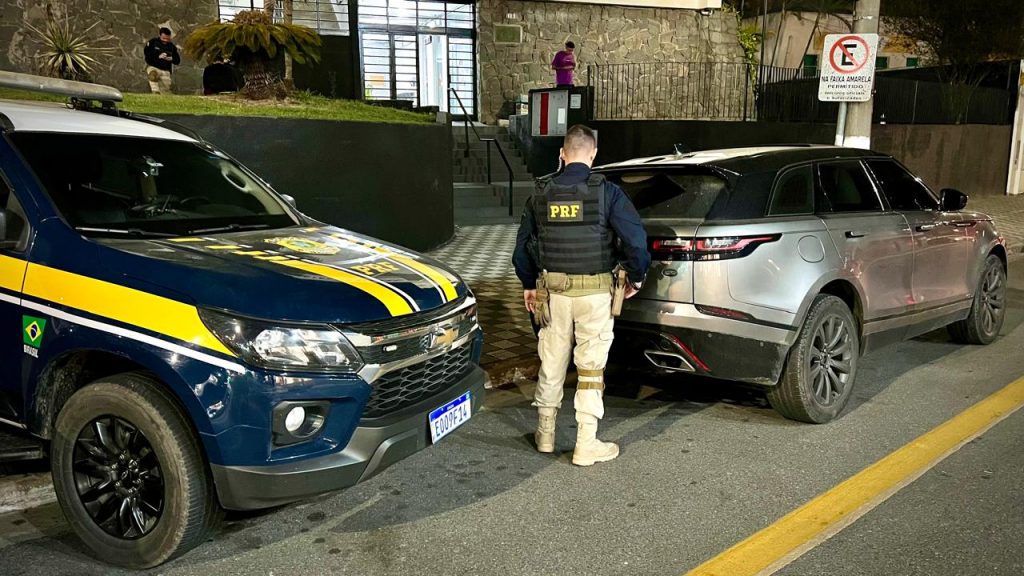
[843,0,881,149]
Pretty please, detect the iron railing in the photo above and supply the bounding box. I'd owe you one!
[449,88,514,217]
[755,66,1015,125]
[588,61,755,121]
[587,61,1015,125]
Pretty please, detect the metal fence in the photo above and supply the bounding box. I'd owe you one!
[588,62,1015,125]
[756,67,1015,125]
[588,62,755,121]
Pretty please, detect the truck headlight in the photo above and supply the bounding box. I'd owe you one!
[200,309,363,373]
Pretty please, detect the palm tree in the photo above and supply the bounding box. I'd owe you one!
[184,10,320,99]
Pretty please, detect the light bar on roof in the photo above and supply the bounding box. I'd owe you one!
[0,70,123,104]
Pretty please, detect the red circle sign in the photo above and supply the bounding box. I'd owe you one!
[828,35,870,75]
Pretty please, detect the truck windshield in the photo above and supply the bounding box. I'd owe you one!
[10,132,298,237]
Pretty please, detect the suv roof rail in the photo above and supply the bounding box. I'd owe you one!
[0,70,122,106]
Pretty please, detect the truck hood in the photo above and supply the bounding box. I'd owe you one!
[96,225,467,324]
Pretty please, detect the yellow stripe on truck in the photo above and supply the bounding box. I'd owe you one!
[22,263,234,357]
[0,254,27,292]
[331,233,458,303]
[387,253,458,302]
[273,259,415,317]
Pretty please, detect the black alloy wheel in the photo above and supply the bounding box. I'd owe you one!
[73,415,164,539]
[949,254,1007,345]
[808,315,854,406]
[768,294,859,423]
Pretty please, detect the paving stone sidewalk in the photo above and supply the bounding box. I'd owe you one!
[428,194,1024,366]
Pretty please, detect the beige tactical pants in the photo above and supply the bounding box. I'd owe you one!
[534,292,614,420]
[147,67,172,94]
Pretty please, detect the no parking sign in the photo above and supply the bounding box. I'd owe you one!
[818,33,880,102]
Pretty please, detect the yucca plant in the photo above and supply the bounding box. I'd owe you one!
[25,16,115,82]
[184,10,321,99]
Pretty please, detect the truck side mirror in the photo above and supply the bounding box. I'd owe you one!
[940,188,967,212]
[280,194,297,209]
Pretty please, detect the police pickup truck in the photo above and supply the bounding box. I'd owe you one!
[0,72,485,567]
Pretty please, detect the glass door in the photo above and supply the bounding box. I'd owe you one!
[419,34,448,110]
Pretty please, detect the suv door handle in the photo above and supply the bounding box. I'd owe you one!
[953,221,977,228]
[916,224,937,232]
[845,230,868,238]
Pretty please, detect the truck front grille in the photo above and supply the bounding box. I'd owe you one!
[362,345,474,419]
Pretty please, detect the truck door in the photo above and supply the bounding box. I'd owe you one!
[0,171,30,424]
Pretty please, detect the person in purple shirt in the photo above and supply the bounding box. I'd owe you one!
[552,41,576,87]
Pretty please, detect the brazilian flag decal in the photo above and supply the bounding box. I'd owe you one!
[23,316,46,348]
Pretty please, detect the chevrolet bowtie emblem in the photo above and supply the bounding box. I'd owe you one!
[432,326,458,348]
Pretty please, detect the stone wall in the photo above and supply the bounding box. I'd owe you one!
[1,1,218,94]
[478,0,747,123]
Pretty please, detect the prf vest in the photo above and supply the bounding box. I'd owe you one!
[532,173,616,275]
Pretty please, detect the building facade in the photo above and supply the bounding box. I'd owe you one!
[745,11,929,76]
[1,0,743,123]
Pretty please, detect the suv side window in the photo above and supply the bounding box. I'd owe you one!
[816,161,883,213]
[0,174,29,252]
[865,160,938,211]
[769,165,814,216]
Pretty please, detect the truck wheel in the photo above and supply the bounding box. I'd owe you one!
[768,295,859,424]
[948,254,1006,345]
[51,372,220,568]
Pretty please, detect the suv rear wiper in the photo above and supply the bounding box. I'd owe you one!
[75,227,178,238]
[187,223,271,235]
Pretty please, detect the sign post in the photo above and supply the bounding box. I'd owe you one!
[818,33,879,147]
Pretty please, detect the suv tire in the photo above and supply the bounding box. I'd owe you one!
[51,372,221,568]
[948,254,1006,345]
[768,295,859,424]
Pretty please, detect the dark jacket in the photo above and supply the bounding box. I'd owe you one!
[144,38,181,72]
[513,162,651,289]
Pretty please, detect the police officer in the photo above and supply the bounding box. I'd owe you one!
[512,124,650,466]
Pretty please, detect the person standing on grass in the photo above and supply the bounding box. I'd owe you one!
[552,41,576,88]
[144,27,180,94]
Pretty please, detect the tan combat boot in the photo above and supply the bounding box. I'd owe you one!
[572,415,619,466]
[535,407,557,453]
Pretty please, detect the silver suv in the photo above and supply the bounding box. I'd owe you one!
[599,146,1008,423]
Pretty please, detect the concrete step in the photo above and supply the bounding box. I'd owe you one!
[455,205,515,219]
[456,215,519,226]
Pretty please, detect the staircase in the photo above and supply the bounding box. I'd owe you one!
[452,123,535,225]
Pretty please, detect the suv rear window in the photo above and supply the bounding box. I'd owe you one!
[606,170,730,220]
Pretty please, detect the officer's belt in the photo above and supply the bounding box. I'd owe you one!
[539,271,613,293]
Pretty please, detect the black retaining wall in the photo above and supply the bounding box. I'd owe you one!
[161,115,453,251]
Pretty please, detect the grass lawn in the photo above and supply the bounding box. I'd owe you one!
[0,88,434,124]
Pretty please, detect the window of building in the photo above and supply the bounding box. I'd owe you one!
[218,1,351,36]
[906,57,920,68]
[802,54,819,77]
[875,56,889,70]
[817,162,883,213]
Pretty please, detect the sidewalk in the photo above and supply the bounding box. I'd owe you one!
[969,194,1024,257]
[427,195,1024,366]
[428,224,536,365]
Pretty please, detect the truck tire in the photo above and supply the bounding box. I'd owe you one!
[948,254,1006,345]
[51,372,220,568]
[768,295,859,424]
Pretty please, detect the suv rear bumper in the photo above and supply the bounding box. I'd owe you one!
[211,365,488,510]
[611,321,790,387]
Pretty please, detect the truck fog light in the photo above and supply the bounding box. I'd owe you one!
[285,406,306,432]
[272,401,330,446]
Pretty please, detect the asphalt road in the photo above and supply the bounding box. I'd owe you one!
[1,262,1023,576]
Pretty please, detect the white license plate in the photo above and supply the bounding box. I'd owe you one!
[428,392,472,443]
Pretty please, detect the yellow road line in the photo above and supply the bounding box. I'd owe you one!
[686,375,1024,576]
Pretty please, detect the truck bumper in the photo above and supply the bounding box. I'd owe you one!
[211,365,488,510]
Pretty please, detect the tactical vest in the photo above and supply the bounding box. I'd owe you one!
[532,173,616,275]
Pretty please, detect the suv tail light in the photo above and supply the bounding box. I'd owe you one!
[650,235,780,261]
